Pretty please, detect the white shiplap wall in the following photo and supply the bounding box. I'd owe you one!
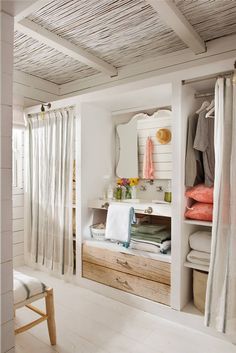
[12,128,24,267]
[137,111,172,179]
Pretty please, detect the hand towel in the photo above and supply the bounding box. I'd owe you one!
[187,250,210,266]
[143,137,154,179]
[189,231,212,253]
[105,204,135,244]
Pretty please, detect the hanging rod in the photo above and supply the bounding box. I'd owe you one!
[194,92,214,98]
[182,69,234,86]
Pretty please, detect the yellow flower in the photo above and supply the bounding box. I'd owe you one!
[117,178,122,185]
[129,178,139,186]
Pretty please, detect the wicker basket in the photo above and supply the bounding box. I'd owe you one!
[193,269,208,313]
[90,223,106,240]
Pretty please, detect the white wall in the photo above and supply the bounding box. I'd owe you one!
[0,11,14,353]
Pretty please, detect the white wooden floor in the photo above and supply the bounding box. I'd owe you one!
[15,267,236,353]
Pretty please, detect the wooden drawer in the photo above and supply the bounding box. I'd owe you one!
[82,244,171,285]
[83,261,170,306]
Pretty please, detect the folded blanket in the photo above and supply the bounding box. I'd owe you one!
[187,250,210,266]
[131,224,166,235]
[130,239,171,254]
[189,231,212,253]
[131,230,171,244]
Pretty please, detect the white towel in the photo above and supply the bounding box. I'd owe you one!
[105,204,135,244]
[187,250,210,266]
[189,231,212,253]
[14,271,46,305]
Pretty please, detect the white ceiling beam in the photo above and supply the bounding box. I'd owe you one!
[15,19,118,77]
[147,0,206,54]
[14,0,53,22]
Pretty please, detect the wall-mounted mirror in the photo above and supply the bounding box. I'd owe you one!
[116,110,172,179]
[116,113,147,178]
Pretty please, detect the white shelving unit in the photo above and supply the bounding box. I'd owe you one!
[184,220,212,227]
[184,261,209,272]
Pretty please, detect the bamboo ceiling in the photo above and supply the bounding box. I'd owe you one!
[14,0,236,85]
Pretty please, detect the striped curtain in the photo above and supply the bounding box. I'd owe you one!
[205,75,236,337]
[25,107,74,276]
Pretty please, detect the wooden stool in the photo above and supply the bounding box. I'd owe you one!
[14,271,56,345]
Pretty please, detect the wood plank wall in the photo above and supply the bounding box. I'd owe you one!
[12,129,24,267]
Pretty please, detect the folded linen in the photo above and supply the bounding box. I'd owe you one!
[189,231,211,253]
[130,239,171,253]
[131,224,166,235]
[105,204,135,244]
[187,250,210,266]
[131,230,171,244]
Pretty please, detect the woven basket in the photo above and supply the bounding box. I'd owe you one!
[90,224,106,240]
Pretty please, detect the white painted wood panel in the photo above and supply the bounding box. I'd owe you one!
[12,126,25,268]
[13,230,24,245]
[12,194,24,207]
[137,111,172,179]
[13,206,24,220]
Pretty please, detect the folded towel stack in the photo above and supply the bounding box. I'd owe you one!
[187,231,211,266]
[130,224,171,254]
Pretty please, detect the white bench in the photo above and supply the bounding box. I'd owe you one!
[14,271,56,345]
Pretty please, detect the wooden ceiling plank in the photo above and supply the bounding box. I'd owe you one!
[14,0,54,22]
[147,0,206,54]
[15,19,118,77]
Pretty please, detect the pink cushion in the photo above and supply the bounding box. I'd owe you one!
[186,184,213,204]
[185,202,213,221]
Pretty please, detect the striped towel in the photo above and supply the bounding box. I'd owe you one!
[14,271,46,305]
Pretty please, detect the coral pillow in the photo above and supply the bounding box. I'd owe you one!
[186,184,213,204]
[185,202,213,221]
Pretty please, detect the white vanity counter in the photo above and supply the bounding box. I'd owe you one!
[88,199,172,217]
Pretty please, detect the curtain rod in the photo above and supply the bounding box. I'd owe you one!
[27,105,75,117]
[182,69,234,86]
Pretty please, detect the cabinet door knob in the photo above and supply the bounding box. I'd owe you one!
[101,202,109,209]
[144,206,153,214]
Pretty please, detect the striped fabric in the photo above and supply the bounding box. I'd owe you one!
[14,271,46,305]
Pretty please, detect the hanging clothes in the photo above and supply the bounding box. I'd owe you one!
[25,107,74,276]
[143,136,154,180]
[185,113,204,187]
[205,75,236,336]
[194,109,215,187]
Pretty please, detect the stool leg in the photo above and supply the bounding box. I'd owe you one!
[45,288,56,345]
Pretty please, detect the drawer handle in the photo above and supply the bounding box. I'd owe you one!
[116,277,131,289]
[116,259,130,268]
[144,206,153,214]
[101,202,109,209]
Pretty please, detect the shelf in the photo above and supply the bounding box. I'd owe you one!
[184,261,209,272]
[83,238,171,263]
[184,220,212,227]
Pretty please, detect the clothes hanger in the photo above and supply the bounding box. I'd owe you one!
[205,106,215,118]
[196,101,210,114]
[206,99,214,111]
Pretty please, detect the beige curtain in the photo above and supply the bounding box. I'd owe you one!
[25,107,74,276]
[205,75,236,336]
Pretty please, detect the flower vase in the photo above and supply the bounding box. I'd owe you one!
[131,186,137,199]
[115,186,122,200]
[125,186,132,199]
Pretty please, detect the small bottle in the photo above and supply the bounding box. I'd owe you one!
[107,183,114,200]
[164,180,172,203]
